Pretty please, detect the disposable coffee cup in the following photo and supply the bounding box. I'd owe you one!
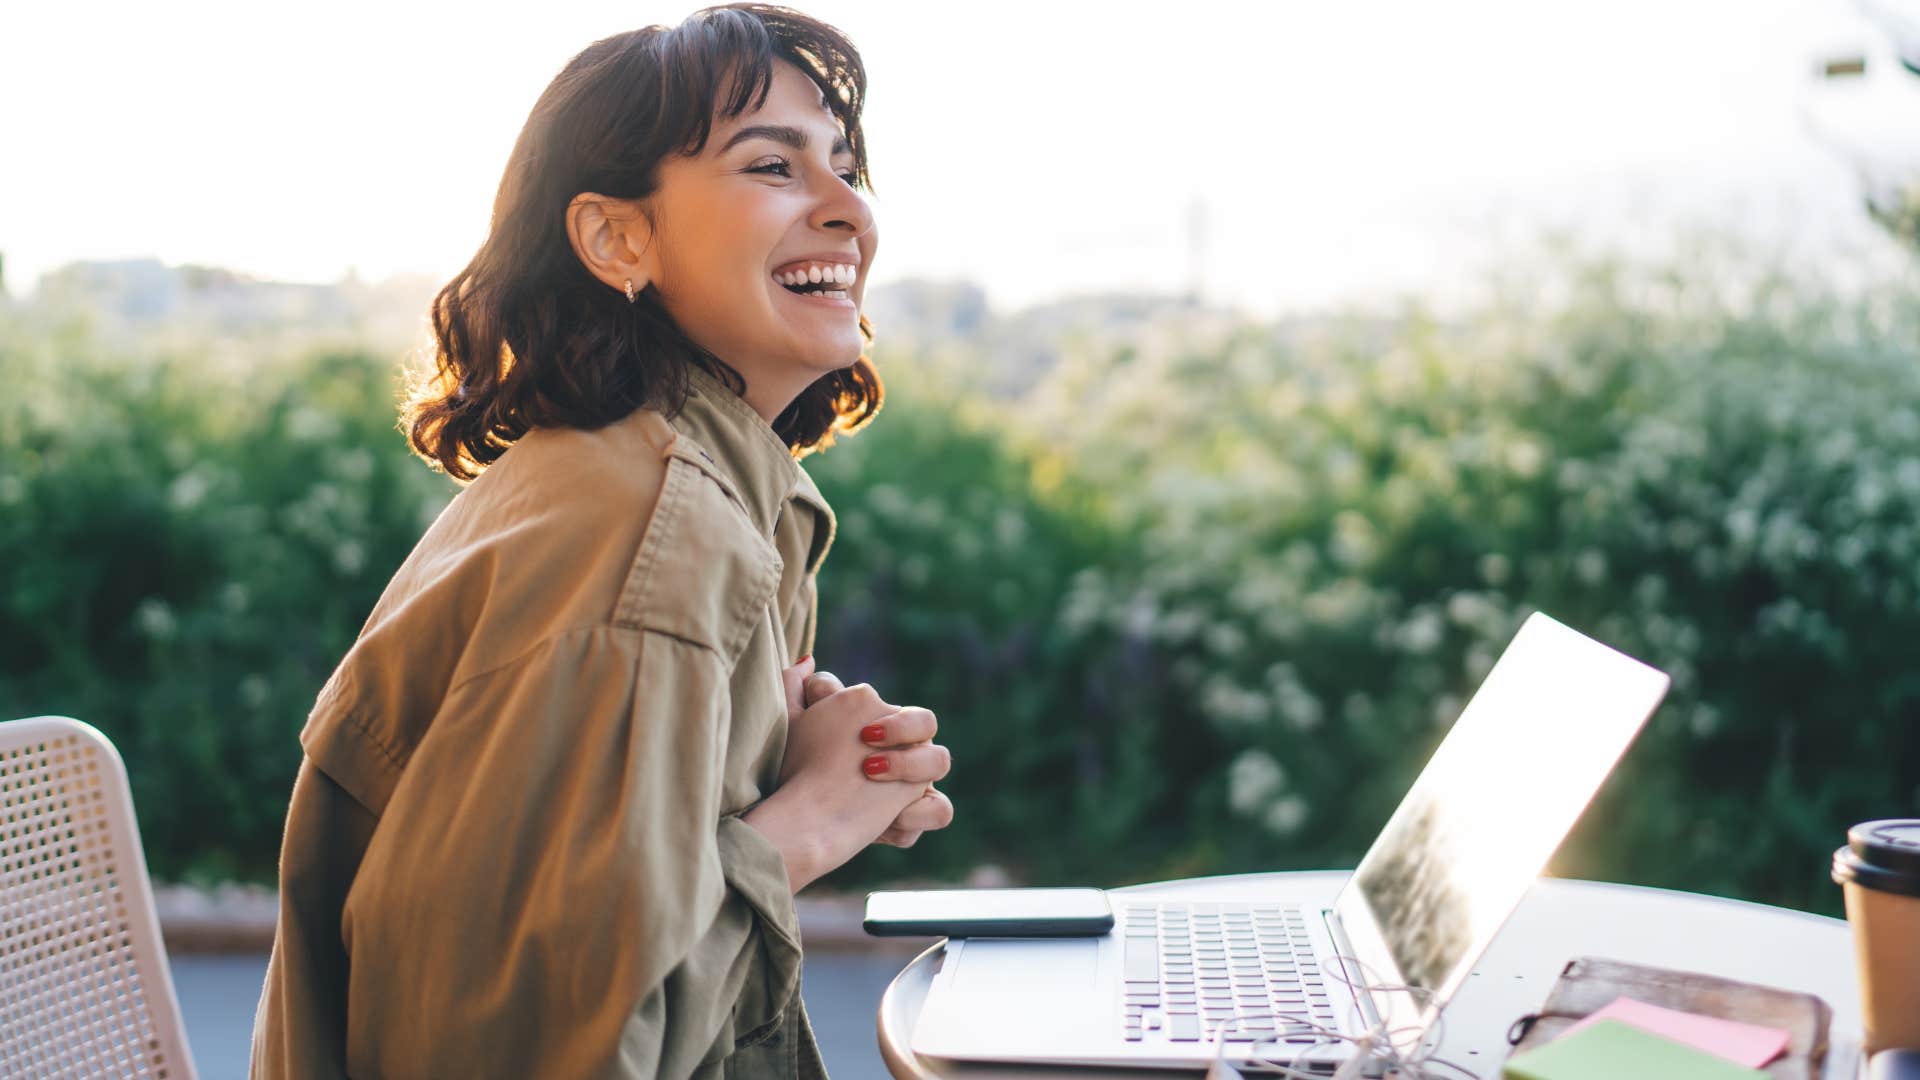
[1834,819,1920,1055]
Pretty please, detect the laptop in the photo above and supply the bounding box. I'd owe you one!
[911,611,1671,1073]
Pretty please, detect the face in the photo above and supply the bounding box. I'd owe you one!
[637,60,878,419]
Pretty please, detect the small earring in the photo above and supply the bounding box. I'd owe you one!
[624,279,637,304]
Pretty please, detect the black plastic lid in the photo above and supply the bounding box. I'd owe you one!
[1832,819,1920,898]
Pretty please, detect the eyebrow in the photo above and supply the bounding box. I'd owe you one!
[718,123,852,158]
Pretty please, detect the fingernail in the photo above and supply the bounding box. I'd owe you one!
[863,755,889,777]
[860,724,886,744]
[799,654,813,666]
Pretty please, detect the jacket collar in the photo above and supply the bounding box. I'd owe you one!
[668,364,837,574]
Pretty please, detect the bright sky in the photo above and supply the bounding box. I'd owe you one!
[2,0,1915,315]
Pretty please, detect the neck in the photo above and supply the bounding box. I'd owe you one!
[742,382,798,426]
[737,366,822,426]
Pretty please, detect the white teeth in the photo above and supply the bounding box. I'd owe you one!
[773,263,858,288]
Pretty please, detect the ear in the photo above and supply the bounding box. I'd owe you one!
[565,193,656,297]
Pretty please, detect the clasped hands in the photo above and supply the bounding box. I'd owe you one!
[744,655,954,892]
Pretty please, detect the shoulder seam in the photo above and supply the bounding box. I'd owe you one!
[664,434,757,520]
[441,622,677,701]
[306,623,718,792]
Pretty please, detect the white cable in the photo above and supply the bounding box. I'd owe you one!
[1201,954,1481,1079]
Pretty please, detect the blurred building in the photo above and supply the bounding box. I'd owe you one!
[25,258,437,349]
[1808,0,1920,249]
[867,278,1246,400]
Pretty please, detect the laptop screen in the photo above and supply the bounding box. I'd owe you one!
[1333,612,1670,1047]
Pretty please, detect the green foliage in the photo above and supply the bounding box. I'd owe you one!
[818,254,1920,914]
[807,391,1234,887]
[0,314,454,881]
[4,245,1917,917]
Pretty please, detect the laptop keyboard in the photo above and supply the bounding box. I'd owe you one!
[1120,903,1340,1044]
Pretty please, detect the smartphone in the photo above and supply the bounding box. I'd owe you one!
[862,887,1114,938]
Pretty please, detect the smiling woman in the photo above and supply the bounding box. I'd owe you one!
[404,5,882,482]
[247,6,952,1079]
[561,59,881,427]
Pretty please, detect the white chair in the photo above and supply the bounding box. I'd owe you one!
[0,716,197,1079]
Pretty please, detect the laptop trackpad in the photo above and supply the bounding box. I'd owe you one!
[947,938,1101,1026]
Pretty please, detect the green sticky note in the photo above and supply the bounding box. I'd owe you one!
[1502,1019,1770,1080]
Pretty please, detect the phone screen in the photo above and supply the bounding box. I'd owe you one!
[863,887,1113,937]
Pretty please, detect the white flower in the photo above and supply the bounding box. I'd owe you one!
[1477,553,1511,586]
[334,448,375,482]
[867,483,909,519]
[135,598,177,641]
[1330,511,1377,569]
[1203,679,1270,729]
[1269,666,1325,733]
[1503,438,1545,479]
[1574,550,1608,586]
[287,406,341,442]
[1228,749,1286,815]
[1263,795,1310,836]
[993,509,1028,549]
[1399,608,1445,655]
[333,541,366,576]
[240,676,271,709]
[1204,622,1248,659]
[168,468,214,511]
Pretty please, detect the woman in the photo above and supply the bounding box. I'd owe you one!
[249,6,953,1077]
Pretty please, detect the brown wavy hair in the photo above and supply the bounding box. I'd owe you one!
[405,3,882,481]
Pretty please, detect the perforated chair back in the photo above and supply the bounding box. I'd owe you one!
[0,716,196,1079]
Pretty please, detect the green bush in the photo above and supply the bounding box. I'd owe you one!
[971,252,1920,912]
[806,389,1234,887]
[0,315,453,881]
[3,246,1916,917]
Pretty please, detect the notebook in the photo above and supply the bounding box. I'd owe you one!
[1503,1019,1769,1080]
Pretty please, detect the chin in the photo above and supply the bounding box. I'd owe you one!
[795,336,866,373]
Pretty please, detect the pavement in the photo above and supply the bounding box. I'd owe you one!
[172,949,915,1080]
[162,887,928,1080]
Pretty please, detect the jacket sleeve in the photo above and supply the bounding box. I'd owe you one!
[327,625,802,1079]
[250,759,378,1079]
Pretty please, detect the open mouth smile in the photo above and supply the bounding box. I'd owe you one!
[772,259,857,303]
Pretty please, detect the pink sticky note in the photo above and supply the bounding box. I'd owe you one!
[1561,996,1790,1069]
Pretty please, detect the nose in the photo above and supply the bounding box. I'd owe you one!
[812,179,875,238]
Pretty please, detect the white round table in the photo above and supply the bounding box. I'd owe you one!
[876,872,1863,1079]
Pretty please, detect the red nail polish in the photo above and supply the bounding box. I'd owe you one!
[863,755,888,776]
[861,724,886,744]
[799,654,812,665]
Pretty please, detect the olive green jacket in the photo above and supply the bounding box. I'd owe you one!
[250,367,834,1078]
